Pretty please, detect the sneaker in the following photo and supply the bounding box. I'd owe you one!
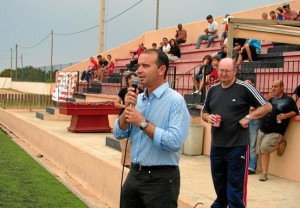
[191,90,199,94]
[277,140,287,156]
[259,173,267,181]
[248,170,256,175]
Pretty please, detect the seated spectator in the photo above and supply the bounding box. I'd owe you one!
[162,37,171,54]
[269,10,277,20]
[152,42,157,49]
[80,57,98,83]
[281,2,298,20]
[158,42,164,50]
[198,55,220,92]
[106,55,115,74]
[236,39,261,69]
[195,15,218,49]
[191,55,213,94]
[257,80,298,181]
[262,12,268,20]
[128,43,146,70]
[95,56,108,82]
[276,7,284,20]
[175,23,187,45]
[167,39,181,62]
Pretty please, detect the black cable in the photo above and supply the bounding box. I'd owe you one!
[194,202,204,207]
[119,137,129,208]
[54,25,100,36]
[19,32,51,49]
[0,50,11,57]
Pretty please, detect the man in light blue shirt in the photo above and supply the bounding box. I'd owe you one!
[114,49,190,208]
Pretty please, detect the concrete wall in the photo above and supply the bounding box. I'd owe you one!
[0,77,11,88]
[10,81,52,95]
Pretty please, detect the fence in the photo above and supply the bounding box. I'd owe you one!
[171,60,300,100]
[0,94,55,109]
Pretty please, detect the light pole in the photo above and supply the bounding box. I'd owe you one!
[156,0,159,30]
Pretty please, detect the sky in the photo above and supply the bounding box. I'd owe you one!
[0,0,285,71]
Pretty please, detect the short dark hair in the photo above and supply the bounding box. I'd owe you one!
[203,55,213,64]
[212,55,221,61]
[125,72,138,87]
[206,15,213,20]
[97,55,102,58]
[142,49,169,78]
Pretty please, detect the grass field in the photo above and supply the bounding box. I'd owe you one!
[0,129,88,208]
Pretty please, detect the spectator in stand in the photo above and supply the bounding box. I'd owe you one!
[269,10,277,20]
[276,7,284,20]
[162,37,171,54]
[128,43,146,70]
[151,42,157,49]
[262,12,268,20]
[236,39,261,69]
[106,55,115,74]
[220,14,231,48]
[244,78,261,175]
[195,15,218,49]
[159,42,164,50]
[202,58,272,208]
[80,56,98,83]
[280,2,298,20]
[198,55,220,92]
[175,23,187,45]
[114,72,143,168]
[191,55,213,94]
[257,80,298,181]
[95,56,108,83]
[167,39,181,62]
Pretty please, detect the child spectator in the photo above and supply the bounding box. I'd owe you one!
[152,42,157,49]
[269,10,277,20]
[191,55,213,94]
[262,12,268,20]
[167,39,181,62]
[198,55,220,92]
[236,39,261,69]
[276,7,284,20]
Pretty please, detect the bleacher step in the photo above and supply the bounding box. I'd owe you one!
[105,136,121,152]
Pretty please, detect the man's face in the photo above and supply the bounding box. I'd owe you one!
[212,59,219,66]
[218,59,236,84]
[271,81,283,97]
[178,24,182,30]
[163,38,168,45]
[136,53,164,87]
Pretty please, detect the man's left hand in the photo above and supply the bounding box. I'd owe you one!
[239,118,250,128]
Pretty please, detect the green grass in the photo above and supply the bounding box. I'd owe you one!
[0,130,88,208]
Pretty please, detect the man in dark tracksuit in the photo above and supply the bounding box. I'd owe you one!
[202,58,272,208]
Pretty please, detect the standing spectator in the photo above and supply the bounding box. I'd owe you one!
[114,49,190,207]
[167,39,181,62]
[202,58,272,208]
[276,7,284,20]
[191,55,213,94]
[262,12,268,20]
[162,37,171,54]
[269,10,277,20]
[236,39,261,69]
[244,78,261,175]
[175,23,187,45]
[114,72,143,168]
[282,2,298,20]
[195,15,218,49]
[151,42,157,49]
[257,80,298,181]
[128,43,146,70]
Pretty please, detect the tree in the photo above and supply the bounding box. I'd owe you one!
[0,69,12,77]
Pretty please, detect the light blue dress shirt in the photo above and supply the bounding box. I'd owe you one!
[113,82,190,166]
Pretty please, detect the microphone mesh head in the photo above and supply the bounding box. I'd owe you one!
[132,77,140,87]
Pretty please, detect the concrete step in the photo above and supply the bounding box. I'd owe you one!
[36,111,71,121]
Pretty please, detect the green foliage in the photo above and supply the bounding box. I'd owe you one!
[0,130,88,208]
[11,66,56,83]
[0,68,12,77]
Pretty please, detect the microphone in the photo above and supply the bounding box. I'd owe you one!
[130,77,140,108]
[132,77,140,92]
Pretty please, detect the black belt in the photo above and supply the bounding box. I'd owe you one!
[131,163,177,171]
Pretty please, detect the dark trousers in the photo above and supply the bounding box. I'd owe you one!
[210,146,248,208]
[121,167,180,208]
[176,38,186,45]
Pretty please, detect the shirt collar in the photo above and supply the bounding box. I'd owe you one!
[142,82,169,100]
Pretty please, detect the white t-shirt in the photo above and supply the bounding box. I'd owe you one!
[208,21,218,35]
[162,44,171,53]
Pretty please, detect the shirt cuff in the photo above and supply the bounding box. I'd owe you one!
[153,127,163,149]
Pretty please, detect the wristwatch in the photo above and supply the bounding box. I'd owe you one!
[140,120,149,130]
[245,114,252,121]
